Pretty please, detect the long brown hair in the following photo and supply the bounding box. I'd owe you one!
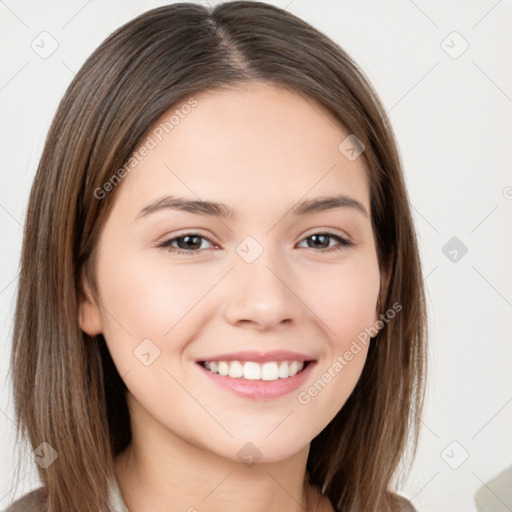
[9,2,427,511]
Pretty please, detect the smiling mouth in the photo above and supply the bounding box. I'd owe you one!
[197,359,312,381]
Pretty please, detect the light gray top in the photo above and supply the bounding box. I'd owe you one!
[109,477,130,512]
[2,477,129,512]
[3,476,417,511]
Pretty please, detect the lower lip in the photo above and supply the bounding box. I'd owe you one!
[196,361,316,400]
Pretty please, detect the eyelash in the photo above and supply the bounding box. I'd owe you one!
[157,231,353,256]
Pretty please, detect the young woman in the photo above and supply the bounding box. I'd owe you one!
[6,2,427,511]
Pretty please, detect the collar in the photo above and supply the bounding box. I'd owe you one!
[108,476,130,512]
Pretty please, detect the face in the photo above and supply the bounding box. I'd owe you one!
[79,83,383,464]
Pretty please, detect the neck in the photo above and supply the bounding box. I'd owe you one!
[114,399,316,512]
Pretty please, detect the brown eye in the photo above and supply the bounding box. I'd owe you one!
[298,232,352,252]
[158,233,215,255]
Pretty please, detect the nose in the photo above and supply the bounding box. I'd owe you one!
[221,243,302,331]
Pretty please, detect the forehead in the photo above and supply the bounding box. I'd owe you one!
[112,83,370,219]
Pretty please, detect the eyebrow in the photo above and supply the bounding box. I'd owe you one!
[135,194,368,221]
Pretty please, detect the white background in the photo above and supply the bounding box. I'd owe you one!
[1,1,511,511]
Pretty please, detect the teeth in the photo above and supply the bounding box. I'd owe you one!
[278,362,290,379]
[244,361,261,380]
[218,361,229,376]
[201,360,306,381]
[229,361,244,378]
[261,362,278,381]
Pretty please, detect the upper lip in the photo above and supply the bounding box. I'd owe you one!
[196,350,316,363]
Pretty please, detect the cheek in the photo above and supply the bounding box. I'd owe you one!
[293,259,380,424]
[94,251,217,351]
[303,257,381,347]
[301,256,378,365]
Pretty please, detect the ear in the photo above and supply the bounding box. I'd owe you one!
[78,267,103,335]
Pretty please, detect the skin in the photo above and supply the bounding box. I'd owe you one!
[79,82,385,512]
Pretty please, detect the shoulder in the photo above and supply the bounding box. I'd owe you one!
[3,487,47,512]
[393,492,417,512]
[318,492,417,512]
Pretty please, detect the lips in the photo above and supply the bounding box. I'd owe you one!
[193,349,317,399]
[195,349,316,364]
[196,358,317,399]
